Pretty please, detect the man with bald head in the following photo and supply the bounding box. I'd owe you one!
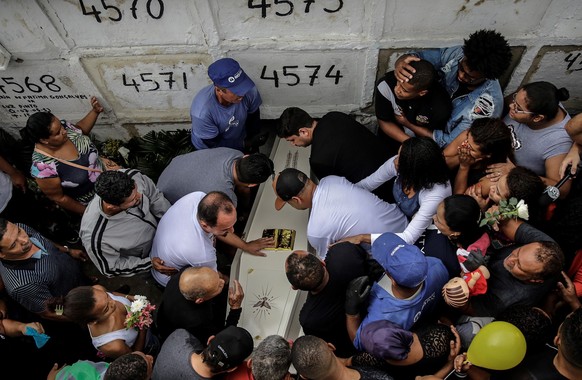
[156,266,244,342]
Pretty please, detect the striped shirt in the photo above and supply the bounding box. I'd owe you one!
[0,224,86,314]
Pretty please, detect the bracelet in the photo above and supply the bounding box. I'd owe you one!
[125,295,130,299]
[63,245,70,253]
[455,371,468,378]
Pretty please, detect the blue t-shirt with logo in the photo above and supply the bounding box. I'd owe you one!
[190,85,261,151]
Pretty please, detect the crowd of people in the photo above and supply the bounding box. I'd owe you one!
[1,28,582,379]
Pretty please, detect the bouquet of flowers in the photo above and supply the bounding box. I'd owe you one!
[480,197,529,228]
[124,295,155,331]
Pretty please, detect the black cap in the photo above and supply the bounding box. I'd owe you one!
[274,168,308,210]
[207,326,254,370]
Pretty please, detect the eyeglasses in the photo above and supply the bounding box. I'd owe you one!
[512,93,536,115]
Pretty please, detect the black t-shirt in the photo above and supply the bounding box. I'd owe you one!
[352,351,445,380]
[299,242,369,358]
[472,223,558,317]
[156,268,240,342]
[352,365,394,380]
[311,111,394,202]
[415,228,461,279]
[375,71,451,131]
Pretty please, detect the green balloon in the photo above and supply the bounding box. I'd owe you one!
[467,321,527,370]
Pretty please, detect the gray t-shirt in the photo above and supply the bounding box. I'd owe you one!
[157,147,241,205]
[505,112,572,176]
[152,329,207,380]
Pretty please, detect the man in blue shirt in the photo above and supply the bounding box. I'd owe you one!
[395,29,512,148]
[345,233,448,350]
[190,58,263,152]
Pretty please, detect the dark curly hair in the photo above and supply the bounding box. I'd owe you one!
[285,251,324,291]
[463,29,512,79]
[561,308,582,368]
[416,324,454,360]
[532,241,564,280]
[408,59,436,91]
[291,335,334,378]
[277,107,313,137]
[104,353,149,380]
[506,166,544,221]
[522,81,570,120]
[497,305,552,352]
[399,137,449,193]
[469,118,514,164]
[95,171,135,206]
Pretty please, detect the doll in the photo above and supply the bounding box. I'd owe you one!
[443,232,491,308]
[442,266,490,308]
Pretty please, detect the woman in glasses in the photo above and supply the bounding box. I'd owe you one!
[20,97,106,215]
[486,81,573,198]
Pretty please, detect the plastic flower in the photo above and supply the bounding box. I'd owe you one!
[125,295,155,331]
[480,197,529,229]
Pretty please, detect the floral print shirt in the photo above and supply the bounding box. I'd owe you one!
[31,121,103,204]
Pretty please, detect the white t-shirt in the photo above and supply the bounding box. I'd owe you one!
[308,176,408,258]
[356,156,452,244]
[150,191,217,286]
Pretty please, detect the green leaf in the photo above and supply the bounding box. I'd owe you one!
[126,129,194,182]
[509,197,518,206]
[500,199,508,207]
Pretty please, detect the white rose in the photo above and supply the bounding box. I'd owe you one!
[516,200,529,220]
[130,299,146,313]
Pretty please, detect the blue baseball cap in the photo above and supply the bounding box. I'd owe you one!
[208,58,255,96]
[372,233,428,288]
